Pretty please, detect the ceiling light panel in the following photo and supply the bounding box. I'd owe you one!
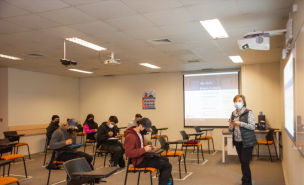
[229,56,243,63]
[68,69,93,74]
[0,54,23,60]
[139,63,161,69]
[65,37,106,51]
[199,19,229,39]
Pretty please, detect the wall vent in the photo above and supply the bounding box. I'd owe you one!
[187,60,200,63]
[22,53,47,58]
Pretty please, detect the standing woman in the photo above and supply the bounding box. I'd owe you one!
[229,95,257,185]
[83,114,98,141]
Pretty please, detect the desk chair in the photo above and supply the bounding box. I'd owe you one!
[158,136,187,179]
[151,126,168,146]
[0,160,20,184]
[257,129,279,162]
[180,131,204,164]
[63,157,118,185]
[194,126,215,154]
[0,139,28,178]
[46,150,65,185]
[93,148,113,167]
[3,131,31,160]
[124,158,157,185]
[43,137,53,166]
[84,139,97,154]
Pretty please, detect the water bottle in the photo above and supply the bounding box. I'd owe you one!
[167,182,172,185]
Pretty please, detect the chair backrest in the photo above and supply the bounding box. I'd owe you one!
[3,131,19,143]
[151,126,158,135]
[76,124,83,133]
[194,126,201,133]
[63,157,93,180]
[157,136,169,151]
[266,129,275,141]
[179,131,189,140]
[0,138,13,155]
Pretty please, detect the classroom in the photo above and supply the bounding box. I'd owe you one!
[0,0,304,185]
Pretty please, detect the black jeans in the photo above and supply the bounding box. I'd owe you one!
[136,156,172,185]
[57,151,94,169]
[99,142,124,166]
[234,141,254,185]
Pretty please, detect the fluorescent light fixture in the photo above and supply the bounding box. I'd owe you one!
[65,37,106,51]
[68,69,93,74]
[199,19,228,39]
[0,54,23,60]
[229,56,243,63]
[139,63,161,69]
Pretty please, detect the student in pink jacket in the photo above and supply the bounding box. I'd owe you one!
[83,114,98,141]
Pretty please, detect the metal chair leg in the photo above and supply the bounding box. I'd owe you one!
[201,145,204,161]
[93,151,97,166]
[44,148,48,166]
[2,165,5,177]
[8,164,10,176]
[124,169,128,185]
[183,154,187,174]
[267,144,273,162]
[273,141,279,159]
[47,168,51,185]
[104,153,107,167]
[27,145,31,160]
[137,172,141,185]
[178,156,181,179]
[23,157,27,178]
[150,171,153,185]
[212,138,215,152]
[208,140,210,154]
[258,144,260,158]
[84,141,87,153]
[197,146,199,164]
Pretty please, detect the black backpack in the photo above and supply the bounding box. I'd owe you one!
[118,156,125,168]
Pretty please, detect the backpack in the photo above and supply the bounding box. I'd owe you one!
[185,140,199,144]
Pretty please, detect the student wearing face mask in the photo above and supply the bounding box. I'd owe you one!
[49,118,94,168]
[97,116,125,167]
[228,95,257,185]
[83,114,98,141]
[128,114,152,145]
[124,118,172,185]
[46,115,60,145]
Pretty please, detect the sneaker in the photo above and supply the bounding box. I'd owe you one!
[108,160,114,167]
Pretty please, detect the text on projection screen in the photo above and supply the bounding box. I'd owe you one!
[184,72,239,127]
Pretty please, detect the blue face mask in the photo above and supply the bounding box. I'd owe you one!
[108,124,114,129]
[234,102,243,109]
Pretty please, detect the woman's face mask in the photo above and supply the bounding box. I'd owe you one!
[234,102,243,109]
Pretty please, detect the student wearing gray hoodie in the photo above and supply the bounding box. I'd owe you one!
[49,118,93,168]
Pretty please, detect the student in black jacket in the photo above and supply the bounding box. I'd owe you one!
[46,115,60,145]
[97,116,124,167]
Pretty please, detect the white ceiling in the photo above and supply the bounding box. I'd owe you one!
[0,0,291,78]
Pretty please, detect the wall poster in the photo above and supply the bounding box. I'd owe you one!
[142,91,155,110]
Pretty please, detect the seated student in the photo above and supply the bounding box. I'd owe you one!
[97,116,125,167]
[49,118,93,168]
[124,118,172,185]
[46,115,60,145]
[83,114,98,141]
[127,114,152,145]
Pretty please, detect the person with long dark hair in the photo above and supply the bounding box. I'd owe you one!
[83,114,98,141]
[229,95,258,185]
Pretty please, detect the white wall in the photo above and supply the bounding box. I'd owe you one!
[80,63,281,154]
[280,0,304,185]
[7,68,80,155]
[0,68,9,139]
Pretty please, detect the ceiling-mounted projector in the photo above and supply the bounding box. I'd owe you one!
[104,52,120,65]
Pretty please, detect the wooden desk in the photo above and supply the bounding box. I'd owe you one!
[222,129,281,163]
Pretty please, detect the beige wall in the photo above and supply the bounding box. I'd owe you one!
[280,1,304,184]
[80,63,280,154]
[0,68,9,139]
[5,68,80,154]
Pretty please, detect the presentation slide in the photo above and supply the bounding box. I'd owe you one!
[284,52,295,140]
[184,72,239,127]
